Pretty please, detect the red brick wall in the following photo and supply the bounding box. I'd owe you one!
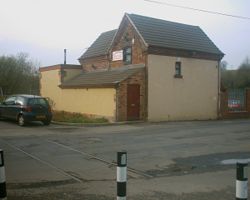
[116,70,146,121]
[220,89,250,119]
[110,18,147,68]
[79,55,109,72]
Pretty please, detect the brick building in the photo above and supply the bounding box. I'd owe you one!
[40,13,224,122]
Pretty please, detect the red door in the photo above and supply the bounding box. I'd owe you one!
[127,84,140,120]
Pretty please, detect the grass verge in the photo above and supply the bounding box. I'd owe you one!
[52,111,109,124]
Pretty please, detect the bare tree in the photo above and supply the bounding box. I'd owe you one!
[0,53,40,95]
[221,57,250,89]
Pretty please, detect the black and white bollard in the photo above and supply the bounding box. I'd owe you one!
[236,162,248,200]
[0,149,7,200]
[117,151,127,200]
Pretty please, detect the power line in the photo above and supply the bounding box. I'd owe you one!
[144,0,250,20]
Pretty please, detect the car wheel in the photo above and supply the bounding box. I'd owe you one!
[18,115,26,126]
[42,120,51,126]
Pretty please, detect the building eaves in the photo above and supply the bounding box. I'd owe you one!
[60,64,145,88]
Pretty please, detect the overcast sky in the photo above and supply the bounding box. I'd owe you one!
[0,0,250,69]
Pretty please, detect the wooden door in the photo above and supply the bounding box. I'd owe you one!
[127,84,140,120]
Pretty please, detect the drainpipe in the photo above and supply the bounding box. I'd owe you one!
[115,83,120,122]
[218,60,221,119]
[64,49,67,65]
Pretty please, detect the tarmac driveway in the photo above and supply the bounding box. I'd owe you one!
[0,119,250,199]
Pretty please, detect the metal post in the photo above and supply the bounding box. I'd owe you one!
[64,49,67,65]
[236,162,248,200]
[0,149,7,200]
[117,151,127,200]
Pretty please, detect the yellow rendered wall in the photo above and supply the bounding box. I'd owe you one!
[60,88,116,118]
[148,55,219,121]
[40,69,62,109]
[40,69,116,119]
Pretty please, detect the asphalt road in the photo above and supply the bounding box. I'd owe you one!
[0,119,249,199]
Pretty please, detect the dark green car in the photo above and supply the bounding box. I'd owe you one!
[0,95,52,126]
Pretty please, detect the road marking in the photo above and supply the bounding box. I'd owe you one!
[48,140,153,178]
[1,139,83,183]
[221,158,250,165]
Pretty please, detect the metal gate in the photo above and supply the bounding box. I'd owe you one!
[228,89,246,112]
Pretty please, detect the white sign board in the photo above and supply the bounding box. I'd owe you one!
[112,50,123,61]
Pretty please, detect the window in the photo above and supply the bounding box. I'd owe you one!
[123,47,132,65]
[28,98,49,107]
[175,62,182,78]
[4,96,16,105]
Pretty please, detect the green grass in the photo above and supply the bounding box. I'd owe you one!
[52,111,109,123]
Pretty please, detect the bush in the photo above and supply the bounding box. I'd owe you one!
[52,111,108,123]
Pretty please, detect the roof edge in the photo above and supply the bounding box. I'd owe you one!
[39,64,82,72]
[59,83,117,89]
[125,13,148,48]
[108,13,148,55]
[78,54,108,61]
[118,66,145,83]
[148,45,224,61]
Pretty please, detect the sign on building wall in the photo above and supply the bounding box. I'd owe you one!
[112,50,123,61]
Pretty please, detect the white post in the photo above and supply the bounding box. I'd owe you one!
[0,149,7,200]
[117,151,127,200]
[236,162,248,200]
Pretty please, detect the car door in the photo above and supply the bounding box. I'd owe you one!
[2,96,16,118]
[10,96,24,119]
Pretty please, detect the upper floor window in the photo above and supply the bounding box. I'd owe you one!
[174,62,182,78]
[123,47,132,65]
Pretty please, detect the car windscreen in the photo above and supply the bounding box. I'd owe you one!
[28,98,49,107]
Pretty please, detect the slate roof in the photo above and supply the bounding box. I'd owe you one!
[79,29,117,60]
[128,14,223,55]
[60,64,144,88]
[79,14,223,60]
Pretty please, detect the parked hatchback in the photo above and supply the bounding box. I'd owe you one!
[0,95,52,126]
